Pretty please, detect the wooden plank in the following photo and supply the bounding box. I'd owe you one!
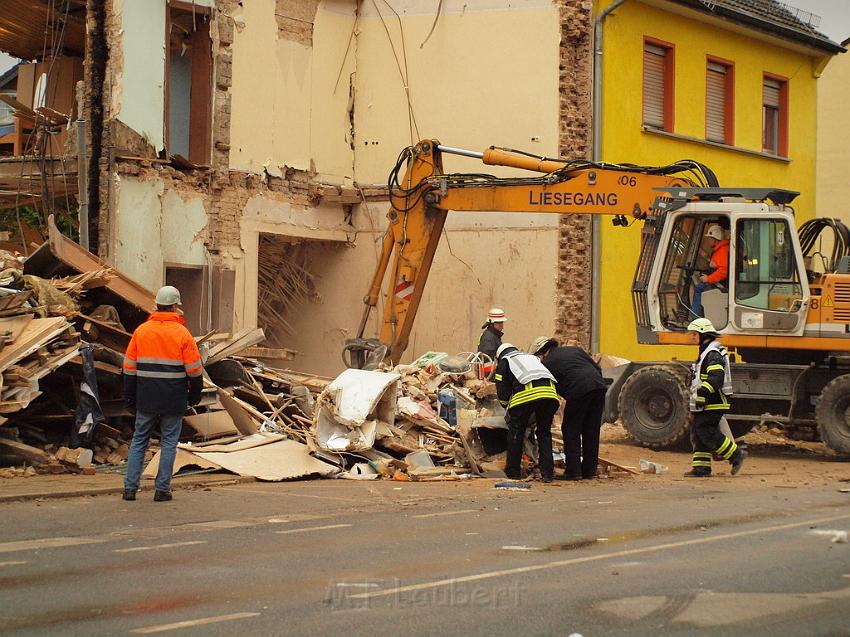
[73,312,132,352]
[0,315,34,344]
[0,317,70,370]
[0,438,49,464]
[598,457,639,475]
[28,216,156,315]
[238,346,297,361]
[206,328,265,365]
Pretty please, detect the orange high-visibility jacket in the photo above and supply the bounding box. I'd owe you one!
[123,312,203,415]
[705,240,729,285]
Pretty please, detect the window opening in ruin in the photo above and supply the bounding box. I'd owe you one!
[257,234,320,347]
[165,263,207,336]
[165,1,212,165]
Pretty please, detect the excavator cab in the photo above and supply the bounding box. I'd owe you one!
[636,189,810,343]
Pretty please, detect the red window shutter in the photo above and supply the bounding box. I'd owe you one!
[643,45,667,129]
[706,62,727,143]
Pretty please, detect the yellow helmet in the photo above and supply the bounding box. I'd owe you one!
[687,317,718,334]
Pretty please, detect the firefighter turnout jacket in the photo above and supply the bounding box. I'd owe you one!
[495,351,558,409]
[123,312,203,415]
[689,341,732,412]
[477,323,503,361]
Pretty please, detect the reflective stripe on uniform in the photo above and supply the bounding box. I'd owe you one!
[692,451,712,467]
[185,362,203,377]
[700,381,714,393]
[135,370,189,379]
[706,364,725,372]
[715,437,737,459]
[508,381,558,409]
[137,357,184,366]
[494,373,503,381]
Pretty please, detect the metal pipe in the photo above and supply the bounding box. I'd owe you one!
[590,0,628,354]
[76,118,89,251]
[435,144,484,159]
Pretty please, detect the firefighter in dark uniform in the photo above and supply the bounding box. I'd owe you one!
[531,336,607,480]
[494,343,560,482]
[686,318,747,477]
[477,307,506,362]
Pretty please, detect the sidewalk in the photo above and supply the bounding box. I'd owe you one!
[0,470,253,503]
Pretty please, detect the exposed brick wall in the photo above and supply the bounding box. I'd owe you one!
[555,0,594,349]
[274,0,318,46]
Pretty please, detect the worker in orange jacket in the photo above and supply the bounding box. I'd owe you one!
[690,224,729,318]
[122,286,203,502]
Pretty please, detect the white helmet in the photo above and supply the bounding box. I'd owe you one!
[487,307,507,323]
[155,285,182,306]
[496,343,517,359]
[687,317,718,334]
[705,225,724,241]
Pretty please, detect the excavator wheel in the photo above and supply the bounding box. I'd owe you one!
[815,374,850,455]
[618,364,692,449]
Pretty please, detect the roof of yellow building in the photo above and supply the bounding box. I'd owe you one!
[669,0,845,53]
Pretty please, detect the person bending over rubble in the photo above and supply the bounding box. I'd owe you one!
[494,343,559,483]
[530,336,606,480]
[121,286,203,502]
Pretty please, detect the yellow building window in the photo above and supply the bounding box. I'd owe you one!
[643,37,675,132]
[763,74,788,157]
[706,57,734,146]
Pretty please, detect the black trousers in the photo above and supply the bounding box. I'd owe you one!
[506,398,559,479]
[692,410,738,466]
[562,389,606,478]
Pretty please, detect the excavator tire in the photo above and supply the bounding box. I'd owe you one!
[815,374,850,454]
[619,364,692,449]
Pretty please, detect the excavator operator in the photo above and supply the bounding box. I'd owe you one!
[690,224,729,318]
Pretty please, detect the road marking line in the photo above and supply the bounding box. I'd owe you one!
[412,509,478,519]
[130,612,260,634]
[0,536,105,554]
[275,523,351,535]
[0,560,28,567]
[352,511,850,600]
[114,541,207,554]
[217,486,364,503]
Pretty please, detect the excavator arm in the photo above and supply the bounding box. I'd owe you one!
[343,139,716,368]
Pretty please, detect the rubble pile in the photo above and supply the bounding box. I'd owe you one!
[0,216,159,475]
[0,217,631,485]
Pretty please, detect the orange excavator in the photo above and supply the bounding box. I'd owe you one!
[345,140,850,454]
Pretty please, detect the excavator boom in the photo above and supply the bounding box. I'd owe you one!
[344,139,716,367]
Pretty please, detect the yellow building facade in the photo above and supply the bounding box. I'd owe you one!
[596,0,841,361]
[816,37,850,222]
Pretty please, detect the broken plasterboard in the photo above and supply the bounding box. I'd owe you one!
[143,447,223,478]
[314,368,400,452]
[193,438,337,481]
[183,408,239,439]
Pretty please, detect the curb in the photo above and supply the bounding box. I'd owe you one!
[0,475,255,504]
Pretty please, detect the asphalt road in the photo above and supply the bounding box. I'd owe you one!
[1,477,849,636]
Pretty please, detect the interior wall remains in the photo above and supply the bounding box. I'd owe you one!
[101,0,567,376]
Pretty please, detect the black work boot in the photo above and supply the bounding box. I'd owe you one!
[730,448,748,475]
[122,488,137,501]
[153,490,173,502]
[684,468,712,478]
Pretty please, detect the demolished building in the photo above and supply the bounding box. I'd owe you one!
[0,0,596,377]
